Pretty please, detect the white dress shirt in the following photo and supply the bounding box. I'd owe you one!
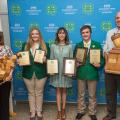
[83,40,91,49]
[30,43,39,56]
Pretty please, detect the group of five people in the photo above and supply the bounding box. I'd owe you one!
[0,11,120,120]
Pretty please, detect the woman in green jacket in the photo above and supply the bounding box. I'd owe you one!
[21,27,50,120]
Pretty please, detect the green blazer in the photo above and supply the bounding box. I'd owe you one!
[74,40,105,81]
[21,43,50,79]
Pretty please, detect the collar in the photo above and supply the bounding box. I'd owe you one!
[83,40,91,48]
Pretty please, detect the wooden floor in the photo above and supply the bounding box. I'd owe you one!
[11,102,120,120]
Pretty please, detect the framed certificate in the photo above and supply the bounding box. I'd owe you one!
[47,59,58,75]
[90,49,100,64]
[18,51,30,66]
[76,48,87,64]
[34,50,45,63]
[63,58,76,76]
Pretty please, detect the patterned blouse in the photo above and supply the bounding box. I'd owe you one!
[0,45,13,58]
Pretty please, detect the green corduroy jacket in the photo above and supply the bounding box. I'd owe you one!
[21,42,50,79]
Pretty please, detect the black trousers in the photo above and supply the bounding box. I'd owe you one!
[105,73,120,117]
[0,81,11,120]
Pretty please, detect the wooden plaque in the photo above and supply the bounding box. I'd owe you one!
[76,48,87,64]
[18,51,30,66]
[90,49,100,64]
[105,50,120,74]
[34,50,45,63]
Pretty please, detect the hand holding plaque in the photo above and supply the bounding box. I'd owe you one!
[76,48,87,64]
[90,49,100,64]
[17,51,30,66]
[34,50,45,63]
[47,59,58,75]
[63,58,76,76]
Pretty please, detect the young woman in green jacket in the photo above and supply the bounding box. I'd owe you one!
[21,27,50,120]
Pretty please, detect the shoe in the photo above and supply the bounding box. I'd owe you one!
[61,109,66,120]
[89,115,97,120]
[75,113,85,120]
[103,115,116,120]
[10,112,17,117]
[37,116,43,120]
[37,111,43,120]
[30,116,36,120]
[57,111,61,120]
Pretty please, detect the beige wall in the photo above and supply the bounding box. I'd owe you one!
[0,18,2,31]
[0,0,10,46]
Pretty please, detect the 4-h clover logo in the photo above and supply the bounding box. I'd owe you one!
[64,23,75,32]
[14,40,22,48]
[48,39,54,46]
[82,3,94,15]
[11,5,21,15]
[47,5,57,16]
[67,88,73,96]
[101,21,112,31]
[15,71,22,80]
[29,23,39,29]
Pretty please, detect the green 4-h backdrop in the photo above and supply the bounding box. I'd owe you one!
[8,0,120,103]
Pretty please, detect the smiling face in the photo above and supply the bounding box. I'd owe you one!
[58,29,66,43]
[115,12,120,29]
[81,28,91,42]
[31,29,40,42]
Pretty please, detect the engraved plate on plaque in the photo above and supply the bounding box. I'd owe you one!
[76,48,87,64]
[34,50,45,63]
[18,51,30,66]
[90,49,100,64]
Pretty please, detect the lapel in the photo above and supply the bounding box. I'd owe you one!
[90,40,96,49]
[78,41,84,48]
[87,40,94,56]
[30,44,41,60]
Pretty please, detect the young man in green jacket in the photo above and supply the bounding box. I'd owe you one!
[74,25,104,120]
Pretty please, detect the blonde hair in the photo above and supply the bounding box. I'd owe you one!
[25,27,47,53]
